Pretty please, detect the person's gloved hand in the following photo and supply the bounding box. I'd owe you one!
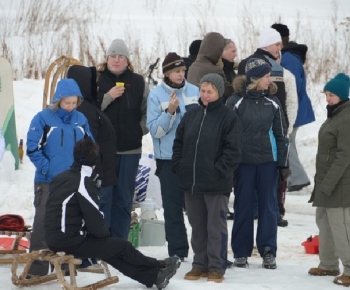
[279,168,291,181]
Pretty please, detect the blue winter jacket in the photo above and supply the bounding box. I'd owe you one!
[281,51,315,127]
[147,81,199,159]
[27,79,93,183]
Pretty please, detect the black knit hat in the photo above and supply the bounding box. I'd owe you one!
[162,52,186,75]
[245,58,272,84]
[189,40,202,56]
[74,137,99,166]
[271,23,290,37]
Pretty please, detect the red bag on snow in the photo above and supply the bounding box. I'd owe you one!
[0,214,26,232]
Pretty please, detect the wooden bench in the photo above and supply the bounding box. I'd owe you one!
[0,230,31,264]
[11,249,119,289]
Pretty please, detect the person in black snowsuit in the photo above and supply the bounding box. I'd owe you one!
[44,137,180,289]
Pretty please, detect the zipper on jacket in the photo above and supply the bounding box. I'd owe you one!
[61,129,64,146]
[191,109,206,194]
[74,129,77,143]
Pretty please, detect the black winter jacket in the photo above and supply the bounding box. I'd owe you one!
[67,65,117,187]
[98,68,146,152]
[238,49,289,128]
[226,76,289,168]
[77,102,117,187]
[45,163,110,249]
[172,98,242,195]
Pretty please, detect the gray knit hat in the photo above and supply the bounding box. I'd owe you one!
[107,39,130,59]
[200,73,224,97]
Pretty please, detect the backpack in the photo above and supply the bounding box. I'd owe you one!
[0,214,26,232]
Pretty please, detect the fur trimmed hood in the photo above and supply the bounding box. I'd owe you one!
[233,75,278,96]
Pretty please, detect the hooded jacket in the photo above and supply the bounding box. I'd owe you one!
[226,76,289,167]
[187,32,233,99]
[27,80,92,183]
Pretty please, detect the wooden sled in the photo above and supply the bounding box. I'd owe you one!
[0,230,31,264]
[42,56,82,109]
[11,249,119,289]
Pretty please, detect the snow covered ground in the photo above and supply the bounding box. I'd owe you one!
[1,0,350,289]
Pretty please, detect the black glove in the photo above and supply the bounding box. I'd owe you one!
[279,168,291,181]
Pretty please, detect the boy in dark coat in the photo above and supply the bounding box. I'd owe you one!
[45,137,180,289]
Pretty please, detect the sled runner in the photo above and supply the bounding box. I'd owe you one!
[43,56,82,109]
[11,249,119,289]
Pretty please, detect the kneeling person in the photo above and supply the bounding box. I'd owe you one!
[44,137,180,289]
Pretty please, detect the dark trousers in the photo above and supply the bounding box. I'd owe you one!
[156,160,189,257]
[98,185,114,229]
[253,176,286,218]
[29,182,51,275]
[186,193,229,274]
[231,162,278,258]
[49,236,159,287]
[111,154,140,239]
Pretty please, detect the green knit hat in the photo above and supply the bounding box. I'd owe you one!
[324,73,350,100]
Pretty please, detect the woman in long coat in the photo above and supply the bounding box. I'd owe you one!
[308,73,350,287]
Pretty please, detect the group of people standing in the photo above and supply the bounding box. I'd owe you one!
[22,20,350,289]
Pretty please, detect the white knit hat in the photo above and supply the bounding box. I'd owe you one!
[257,28,282,48]
[107,39,130,59]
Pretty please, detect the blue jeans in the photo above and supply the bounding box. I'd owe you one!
[98,185,114,229]
[110,154,140,239]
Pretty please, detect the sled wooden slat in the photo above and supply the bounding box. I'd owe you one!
[0,232,30,264]
[42,56,82,109]
[11,250,119,289]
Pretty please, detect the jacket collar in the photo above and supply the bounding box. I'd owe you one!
[161,80,187,94]
[199,97,222,111]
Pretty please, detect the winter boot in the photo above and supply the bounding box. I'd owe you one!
[184,268,208,280]
[234,257,248,268]
[262,247,277,269]
[308,267,340,276]
[207,271,224,283]
[334,274,350,286]
[158,256,181,269]
[277,215,288,227]
[155,256,180,290]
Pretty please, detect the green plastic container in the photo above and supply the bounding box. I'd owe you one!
[128,222,140,248]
